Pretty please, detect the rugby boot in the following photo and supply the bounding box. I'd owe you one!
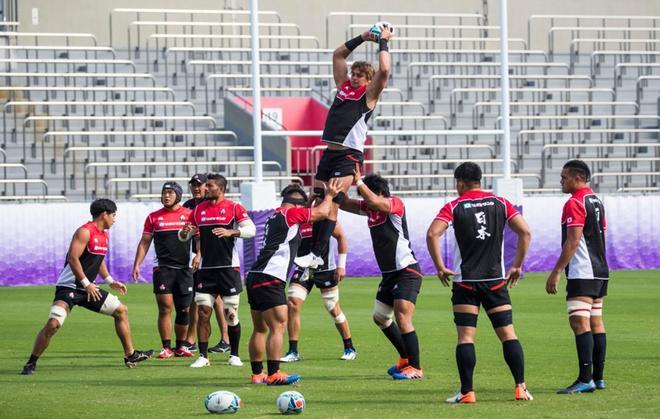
[280,351,302,363]
[190,356,210,368]
[158,347,174,359]
[266,370,301,385]
[251,372,267,384]
[293,252,323,269]
[174,346,193,357]
[392,365,424,380]
[340,348,357,360]
[228,355,244,367]
[595,379,606,390]
[208,340,230,354]
[124,349,153,368]
[387,358,408,376]
[20,363,36,375]
[445,390,476,404]
[557,380,596,394]
[515,385,534,400]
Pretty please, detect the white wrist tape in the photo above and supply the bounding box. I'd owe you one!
[238,221,256,239]
[104,275,115,285]
[356,179,365,187]
[80,278,91,288]
[337,253,347,269]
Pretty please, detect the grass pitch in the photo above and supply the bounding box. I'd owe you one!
[1,270,659,418]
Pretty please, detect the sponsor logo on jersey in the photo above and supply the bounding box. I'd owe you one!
[159,284,166,290]
[180,215,187,221]
[464,201,494,209]
[230,288,236,293]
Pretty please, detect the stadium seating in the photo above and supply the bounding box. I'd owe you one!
[0,7,658,201]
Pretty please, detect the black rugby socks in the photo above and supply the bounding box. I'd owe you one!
[28,354,39,365]
[381,323,407,359]
[456,343,476,394]
[502,339,525,384]
[199,342,209,358]
[343,337,354,350]
[289,340,298,353]
[592,333,607,381]
[401,331,421,369]
[251,361,263,375]
[228,323,241,357]
[162,339,171,349]
[267,360,280,376]
[575,332,594,383]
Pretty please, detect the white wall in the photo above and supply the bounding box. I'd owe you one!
[16,0,660,49]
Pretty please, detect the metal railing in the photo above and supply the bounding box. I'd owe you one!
[590,50,660,79]
[0,31,98,46]
[494,114,660,131]
[0,45,116,60]
[0,58,136,74]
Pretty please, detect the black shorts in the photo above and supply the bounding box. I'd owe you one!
[566,279,608,299]
[290,268,338,293]
[153,267,193,294]
[53,286,110,313]
[196,267,242,296]
[246,272,287,312]
[376,264,423,306]
[315,147,364,182]
[451,279,511,311]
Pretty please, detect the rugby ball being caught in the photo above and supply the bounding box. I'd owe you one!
[276,391,305,415]
[368,21,395,41]
[204,391,242,414]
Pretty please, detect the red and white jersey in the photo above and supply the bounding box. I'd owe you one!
[56,222,109,289]
[435,189,519,282]
[322,80,373,152]
[188,199,250,269]
[143,206,192,268]
[249,207,312,281]
[359,197,417,273]
[562,187,609,280]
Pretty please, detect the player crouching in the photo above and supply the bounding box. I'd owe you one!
[20,199,152,375]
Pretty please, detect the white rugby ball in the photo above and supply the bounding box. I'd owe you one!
[204,390,242,414]
[276,390,305,415]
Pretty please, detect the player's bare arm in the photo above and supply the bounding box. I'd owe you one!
[506,215,532,288]
[366,27,392,109]
[67,227,102,302]
[353,164,391,212]
[332,45,351,89]
[546,226,583,294]
[178,222,197,241]
[99,260,127,295]
[192,236,201,271]
[310,179,342,222]
[212,218,256,239]
[332,223,348,281]
[426,219,457,286]
[131,233,153,282]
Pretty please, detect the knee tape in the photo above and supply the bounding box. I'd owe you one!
[99,294,121,316]
[175,309,190,326]
[287,284,308,301]
[567,300,592,318]
[314,187,325,200]
[454,312,478,327]
[590,302,603,317]
[48,305,68,326]
[322,289,339,313]
[334,312,346,324]
[488,309,513,328]
[373,300,394,328]
[194,292,215,308]
[222,294,240,327]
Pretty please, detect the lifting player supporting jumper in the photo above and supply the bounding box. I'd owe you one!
[246,180,343,386]
[294,23,393,271]
[20,199,153,375]
[426,162,534,403]
[546,160,609,394]
[340,164,424,380]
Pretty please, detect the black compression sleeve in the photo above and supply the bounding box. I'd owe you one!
[345,35,364,52]
[379,39,389,52]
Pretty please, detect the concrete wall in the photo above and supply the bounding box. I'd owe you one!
[16,0,660,50]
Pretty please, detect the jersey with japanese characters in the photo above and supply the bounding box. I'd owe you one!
[435,190,519,282]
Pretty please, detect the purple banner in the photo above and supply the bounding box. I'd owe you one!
[1,196,658,286]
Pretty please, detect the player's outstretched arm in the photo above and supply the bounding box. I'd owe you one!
[426,219,456,286]
[131,233,152,282]
[67,227,102,302]
[546,226,583,294]
[310,178,342,222]
[506,214,531,287]
[366,27,392,108]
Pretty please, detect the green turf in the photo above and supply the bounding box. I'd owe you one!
[1,271,659,418]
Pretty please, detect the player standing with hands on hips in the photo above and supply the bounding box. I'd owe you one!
[295,22,394,271]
